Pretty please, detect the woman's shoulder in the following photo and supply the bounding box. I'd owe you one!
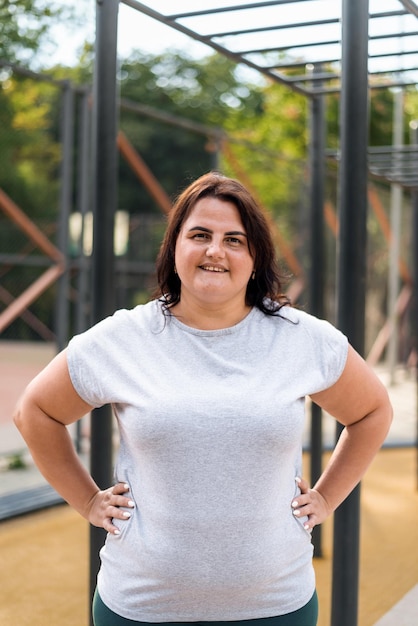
[72,299,162,342]
[111,299,161,325]
[261,303,346,342]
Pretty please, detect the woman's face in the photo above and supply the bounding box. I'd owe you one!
[174,197,254,310]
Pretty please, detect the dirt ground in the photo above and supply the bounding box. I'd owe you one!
[0,447,417,626]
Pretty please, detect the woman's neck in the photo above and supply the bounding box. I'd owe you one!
[170,298,252,330]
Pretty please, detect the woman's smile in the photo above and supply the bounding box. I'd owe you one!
[199,264,228,273]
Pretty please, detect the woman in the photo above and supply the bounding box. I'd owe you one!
[14,172,392,626]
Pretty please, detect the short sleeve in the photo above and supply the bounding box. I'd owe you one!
[302,313,349,394]
[67,309,133,407]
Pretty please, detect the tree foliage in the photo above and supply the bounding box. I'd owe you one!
[0,72,61,219]
[117,51,268,214]
[0,0,64,62]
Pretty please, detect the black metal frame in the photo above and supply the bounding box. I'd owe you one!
[121,0,418,94]
[90,2,418,625]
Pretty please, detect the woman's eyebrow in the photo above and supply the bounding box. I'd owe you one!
[188,226,247,237]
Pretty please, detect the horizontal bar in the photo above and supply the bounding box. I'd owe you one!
[203,10,409,40]
[204,17,338,39]
[237,29,418,55]
[238,38,340,55]
[370,10,409,19]
[308,78,418,95]
[165,0,304,20]
[282,71,339,82]
[0,59,89,93]
[120,97,225,138]
[264,48,418,70]
[0,254,56,267]
[369,145,418,154]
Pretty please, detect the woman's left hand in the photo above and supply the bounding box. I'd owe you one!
[291,477,331,531]
[86,482,135,534]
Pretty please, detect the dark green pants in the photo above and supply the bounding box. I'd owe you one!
[92,589,318,626]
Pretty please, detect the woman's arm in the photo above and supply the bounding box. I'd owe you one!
[291,345,393,529]
[13,349,133,534]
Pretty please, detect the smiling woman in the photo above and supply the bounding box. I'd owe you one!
[13,171,392,626]
[156,172,290,323]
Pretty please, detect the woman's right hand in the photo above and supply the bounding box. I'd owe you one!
[87,483,135,535]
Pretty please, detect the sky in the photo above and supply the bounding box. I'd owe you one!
[42,1,209,67]
[41,0,418,83]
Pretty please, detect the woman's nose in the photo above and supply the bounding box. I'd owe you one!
[206,240,225,257]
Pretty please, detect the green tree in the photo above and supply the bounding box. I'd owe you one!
[117,50,265,215]
[0,0,64,63]
[0,72,61,218]
[220,80,308,216]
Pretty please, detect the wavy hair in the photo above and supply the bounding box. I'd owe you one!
[155,172,290,316]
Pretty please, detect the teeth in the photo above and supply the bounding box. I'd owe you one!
[202,266,225,272]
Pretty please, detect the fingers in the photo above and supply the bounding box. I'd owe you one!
[292,478,327,531]
[88,483,135,535]
[295,475,310,493]
[291,497,312,530]
[112,482,131,495]
[108,483,135,513]
[106,483,135,534]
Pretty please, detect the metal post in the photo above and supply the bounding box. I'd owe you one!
[410,121,418,490]
[55,81,74,351]
[308,64,326,557]
[75,88,91,336]
[75,88,91,455]
[89,0,119,622]
[331,1,369,625]
[387,88,404,383]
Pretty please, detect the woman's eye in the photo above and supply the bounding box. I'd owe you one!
[193,233,209,240]
[226,237,241,245]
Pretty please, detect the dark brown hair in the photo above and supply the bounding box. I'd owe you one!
[155,172,290,316]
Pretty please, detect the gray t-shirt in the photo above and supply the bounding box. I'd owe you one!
[67,300,348,622]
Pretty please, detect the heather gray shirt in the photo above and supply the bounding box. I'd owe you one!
[67,300,348,622]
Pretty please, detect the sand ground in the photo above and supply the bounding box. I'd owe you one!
[0,448,417,626]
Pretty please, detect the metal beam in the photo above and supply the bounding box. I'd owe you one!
[89,0,119,622]
[332,1,370,624]
[308,65,326,558]
[55,82,74,351]
[117,131,172,214]
[237,29,418,56]
[265,48,418,70]
[398,0,418,18]
[120,0,311,96]
[165,0,303,19]
[410,121,418,489]
[201,17,339,40]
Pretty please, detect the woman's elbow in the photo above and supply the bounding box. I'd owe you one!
[13,385,42,438]
[13,391,31,434]
[378,388,394,439]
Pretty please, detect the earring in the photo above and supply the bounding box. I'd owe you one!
[251,270,256,280]
[174,266,177,274]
